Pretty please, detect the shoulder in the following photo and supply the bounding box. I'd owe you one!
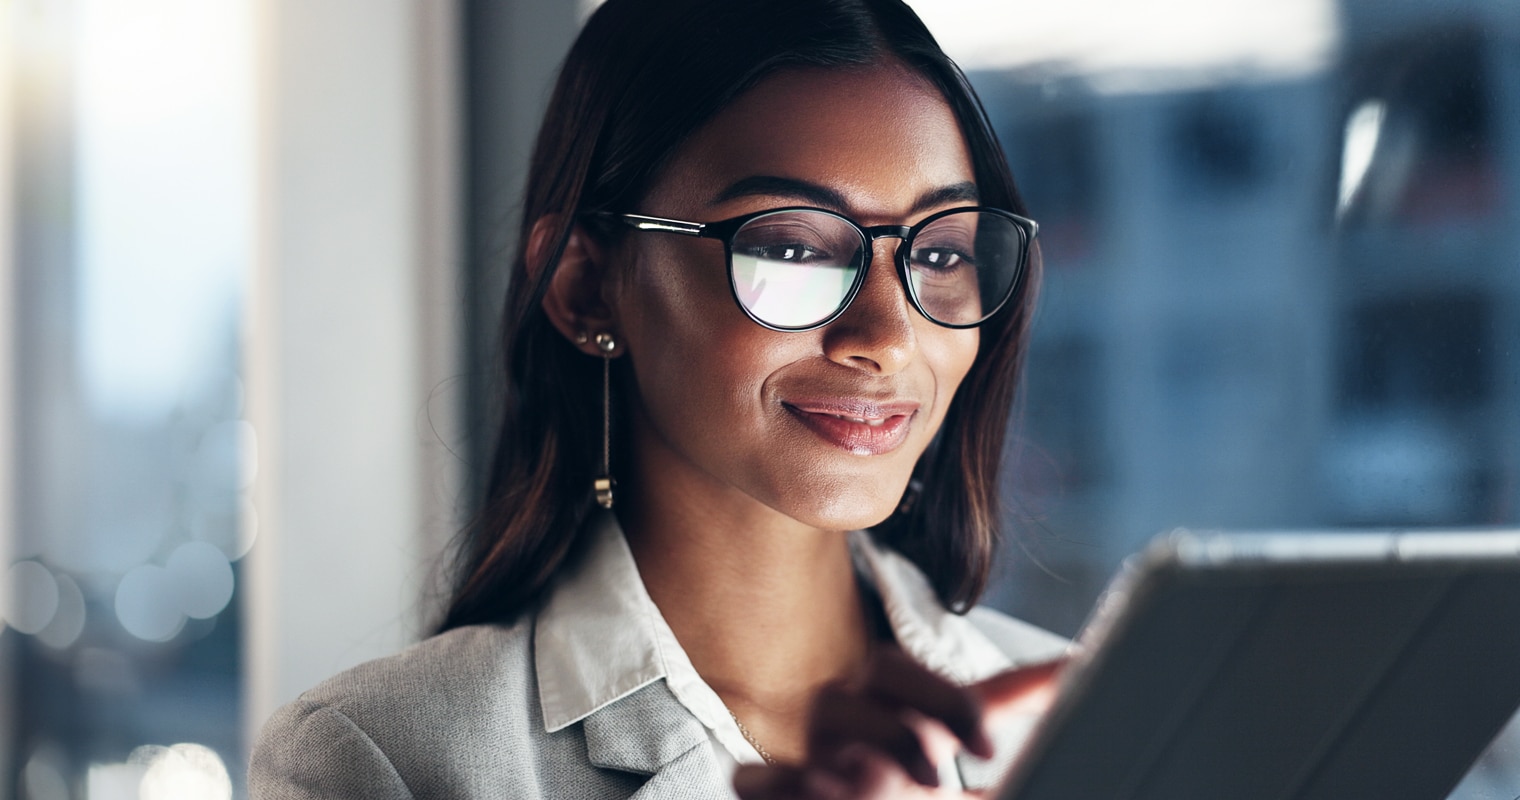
[963,605,1069,667]
[250,700,414,799]
[250,621,563,798]
[294,620,536,719]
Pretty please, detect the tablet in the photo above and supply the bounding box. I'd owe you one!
[995,529,1520,800]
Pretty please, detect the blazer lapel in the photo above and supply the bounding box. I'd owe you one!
[582,680,731,798]
[625,744,732,800]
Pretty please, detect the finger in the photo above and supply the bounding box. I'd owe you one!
[801,768,855,800]
[827,743,920,797]
[733,764,796,800]
[973,659,1065,722]
[734,759,903,800]
[810,683,942,788]
[860,648,994,758]
[901,708,961,774]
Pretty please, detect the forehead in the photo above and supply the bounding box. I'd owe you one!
[652,63,976,219]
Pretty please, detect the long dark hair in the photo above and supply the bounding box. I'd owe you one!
[439,0,1042,631]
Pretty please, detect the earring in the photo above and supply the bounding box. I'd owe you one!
[575,330,589,345]
[593,332,617,509]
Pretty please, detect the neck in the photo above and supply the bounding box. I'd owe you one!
[619,465,874,762]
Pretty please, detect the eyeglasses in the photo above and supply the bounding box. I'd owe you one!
[595,206,1037,331]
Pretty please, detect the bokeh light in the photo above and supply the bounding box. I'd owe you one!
[22,745,71,800]
[5,560,61,635]
[167,541,235,619]
[36,572,86,649]
[114,564,185,642]
[1337,98,1386,216]
[133,743,233,800]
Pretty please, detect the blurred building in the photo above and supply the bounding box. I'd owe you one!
[981,0,1520,631]
[982,73,1336,626]
[977,0,1520,793]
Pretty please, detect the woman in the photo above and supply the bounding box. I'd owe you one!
[251,0,1065,797]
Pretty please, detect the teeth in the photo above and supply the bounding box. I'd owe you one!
[830,414,887,427]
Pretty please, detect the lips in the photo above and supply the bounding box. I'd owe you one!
[782,398,919,455]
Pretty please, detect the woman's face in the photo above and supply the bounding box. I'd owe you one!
[609,62,980,532]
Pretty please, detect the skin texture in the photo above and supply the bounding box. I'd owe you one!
[539,63,1060,797]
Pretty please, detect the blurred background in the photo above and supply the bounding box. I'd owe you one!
[1,0,1517,797]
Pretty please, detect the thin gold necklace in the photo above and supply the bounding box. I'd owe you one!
[727,709,777,766]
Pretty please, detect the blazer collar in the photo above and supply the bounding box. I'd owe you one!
[624,744,733,800]
[580,680,714,777]
[563,679,730,796]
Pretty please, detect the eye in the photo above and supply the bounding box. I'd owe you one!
[731,210,865,268]
[910,247,972,272]
[739,242,828,263]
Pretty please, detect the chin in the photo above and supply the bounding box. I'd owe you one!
[770,480,905,532]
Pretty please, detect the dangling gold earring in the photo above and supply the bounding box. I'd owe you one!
[593,332,616,509]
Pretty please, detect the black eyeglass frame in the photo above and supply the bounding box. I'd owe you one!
[591,205,1039,332]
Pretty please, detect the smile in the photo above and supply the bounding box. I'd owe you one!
[782,399,920,456]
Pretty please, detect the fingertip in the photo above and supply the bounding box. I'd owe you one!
[952,694,995,759]
[967,723,996,760]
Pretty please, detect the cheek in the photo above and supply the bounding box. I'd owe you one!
[622,237,732,328]
[924,328,980,426]
[615,242,784,435]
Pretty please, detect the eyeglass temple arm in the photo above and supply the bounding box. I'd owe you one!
[603,212,707,237]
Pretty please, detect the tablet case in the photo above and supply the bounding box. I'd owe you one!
[996,530,1520,800]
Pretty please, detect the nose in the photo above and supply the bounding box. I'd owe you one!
[820,237,916,375]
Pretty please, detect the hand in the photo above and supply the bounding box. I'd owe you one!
[733,649,1064,800]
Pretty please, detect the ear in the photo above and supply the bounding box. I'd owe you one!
[537,216,623,358]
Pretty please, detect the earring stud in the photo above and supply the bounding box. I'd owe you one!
[575,330,589,344]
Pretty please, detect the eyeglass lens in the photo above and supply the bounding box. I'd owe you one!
[728,209,1026,330]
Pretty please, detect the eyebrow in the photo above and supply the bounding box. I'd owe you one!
[710,175,980,216]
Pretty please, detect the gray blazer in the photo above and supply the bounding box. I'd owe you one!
[250,611,1065,799]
